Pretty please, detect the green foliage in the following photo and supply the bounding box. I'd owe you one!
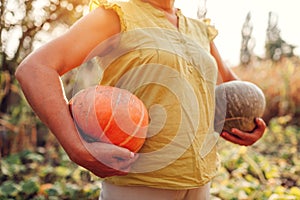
[0,145,101,200]
[211,116,300,199]
[0,117,299,199]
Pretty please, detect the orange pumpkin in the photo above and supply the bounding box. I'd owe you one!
[69,85,148,152]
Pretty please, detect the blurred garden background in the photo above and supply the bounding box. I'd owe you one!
[0,0,299,199]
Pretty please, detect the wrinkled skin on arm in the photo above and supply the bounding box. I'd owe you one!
[210,42,266,146]
[15,7,138,178]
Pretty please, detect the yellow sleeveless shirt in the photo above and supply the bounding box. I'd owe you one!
[89,0,219,189]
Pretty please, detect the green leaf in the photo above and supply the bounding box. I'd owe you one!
[0,160,26,177]
[64,183,80,198]
[54,166,72,177]
[46,188,60,197]
[4,154,22,165]
[0,180,20,197]
[21,179,39,195]
[31,196,47,200]
[23,151,44,163]
[0,160,13,177]
[38,165,54,178]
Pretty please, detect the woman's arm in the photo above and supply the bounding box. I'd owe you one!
[210,42,266,146]
[15,7,138,177]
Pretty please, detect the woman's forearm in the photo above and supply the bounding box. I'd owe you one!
[15,62,82,157]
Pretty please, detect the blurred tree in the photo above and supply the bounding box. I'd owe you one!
[0,0,89,157]
[265,12,296,61]
[196,0,207,19]
[240,12,255,65]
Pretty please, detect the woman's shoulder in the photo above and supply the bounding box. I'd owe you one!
[89,0,135,31]
[181,13,218,42]
[89,0,131,10]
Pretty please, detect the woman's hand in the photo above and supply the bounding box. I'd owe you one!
[220,118,266,146]
[68,139,139,178]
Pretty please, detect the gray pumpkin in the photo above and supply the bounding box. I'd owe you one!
[214,81,266,135]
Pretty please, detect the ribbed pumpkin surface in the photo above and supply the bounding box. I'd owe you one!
[214,81,266,134]
[69,85,148,152]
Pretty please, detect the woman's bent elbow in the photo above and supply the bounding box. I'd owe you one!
[15,64,28,84]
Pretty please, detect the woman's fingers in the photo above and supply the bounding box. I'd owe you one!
[84,141,139,172]
[221,118,266,146]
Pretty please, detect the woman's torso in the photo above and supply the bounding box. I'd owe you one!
[88,0,219,189]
